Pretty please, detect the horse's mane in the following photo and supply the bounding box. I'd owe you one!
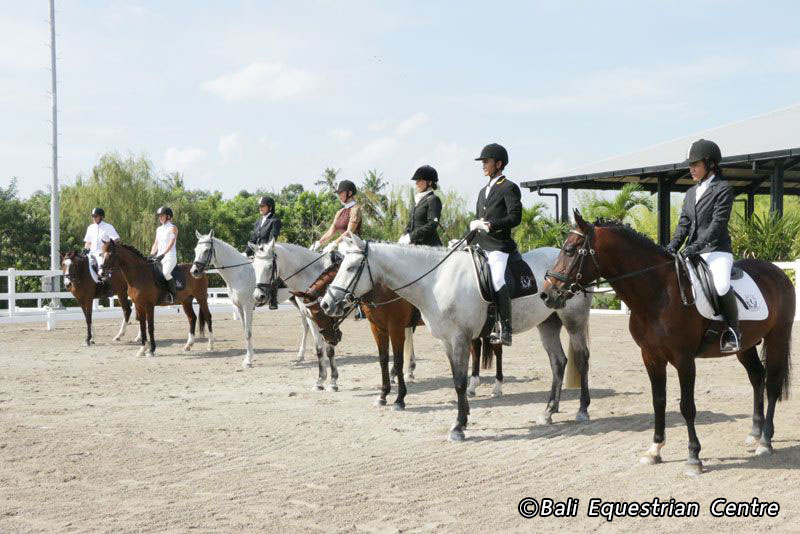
[118,242,149,261]
[592,219,667,256]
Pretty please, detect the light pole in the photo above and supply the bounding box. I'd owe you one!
[47,0,63,309]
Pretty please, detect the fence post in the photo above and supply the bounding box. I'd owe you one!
[8,268,16,316]
[47,310,56,331]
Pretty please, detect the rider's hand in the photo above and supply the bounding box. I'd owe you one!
[156,253,165,262]
[398,234,411,245]
[665,243,678,255]
[81,248,90,255]
[309,240,321,252]
[322,242,336,254]
[469,219,490,232]
[681,244,702,257]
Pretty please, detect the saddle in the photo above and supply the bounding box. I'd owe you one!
[151,261,187,301]
[469,246,538,338]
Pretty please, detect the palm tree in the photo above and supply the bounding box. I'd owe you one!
[315,167,339,196]
[360,169,389,222]
[582,183,654,223]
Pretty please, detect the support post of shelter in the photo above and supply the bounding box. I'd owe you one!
[746,192,755,221]
[560,187,569,223]
[770,159,784,218]
[657,175,671,246]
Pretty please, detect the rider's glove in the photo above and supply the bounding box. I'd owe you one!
[81,248,90,255]
[310,240,321,252]
[398,233,411,245]
[665,242,678,255]
[681,243,702,257]
[469,219,490,232]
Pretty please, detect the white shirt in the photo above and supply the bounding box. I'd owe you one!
[695,173,716,204]
[258,212,273,227]
[83,221,120,254]
[156,221,178,260]
[485,174,505,197]
[341,199,356,209]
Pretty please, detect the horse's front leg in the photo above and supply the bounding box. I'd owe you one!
[241,304,254,368]
[565,319,591,422]
[296,306,310,363]
[146,304,156,357]
[113,293,131,341]
[676,357,703,476]
[536,313,566,425]
[389,323,407,410]
[467,339,481,397]
[326,344,339,392]
[492,343,503,397]
[81,298,94,346]
[309,326,326,391]
[371,323,391,406]
[135,305,148,357]
[639,352,667,465]
[446,335,470,442]
[403,326,416,383]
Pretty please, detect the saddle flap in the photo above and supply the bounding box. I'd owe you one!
[468,247,539,302]
[152,263,187,290]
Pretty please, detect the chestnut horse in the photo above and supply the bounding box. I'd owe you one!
[296,263,504,409]
[61,251,133,346]
[99,241,213,357]
[542,210,793,476]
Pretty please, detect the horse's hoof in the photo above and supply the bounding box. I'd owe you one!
[183,345,192,352]
[404,374,415,384]
[312,384,324,391]
[374,398,387,407]
[448,428,465,442]
[392,401,405,412]
[147,351,155,358]
[467,388,476,398]
[536,414,553,425]
[684,462,704,477]
[639,454,662,465]
[112,336,121,342]
[326,384,339,392]
[575,411,590,423]
[242,361,253,369]
[207,344,214,351]
[136,347,146,357]
[755,444,774,456]
[744,434,759,446]
[84,341,92,347]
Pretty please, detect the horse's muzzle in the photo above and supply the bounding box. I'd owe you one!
[189,265,202,279]
[541,286,568,309]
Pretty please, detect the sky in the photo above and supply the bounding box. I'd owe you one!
[2,0,799,208]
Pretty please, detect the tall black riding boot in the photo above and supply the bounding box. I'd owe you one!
[719,288,741,352]
[166,278,178,304]
[490,285,513,346]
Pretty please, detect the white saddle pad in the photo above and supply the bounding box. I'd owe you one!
[686,260,768,321]
[88,257,101,283]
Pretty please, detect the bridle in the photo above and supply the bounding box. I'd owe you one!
[254,247,328,297]
[192,239,254,275]
[325,242,374,307]
[545,224,692,306]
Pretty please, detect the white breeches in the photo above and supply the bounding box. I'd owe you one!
[700,251,733,295]
[487,250,509,291]
[88,252,102,283]
[161,255,177,280]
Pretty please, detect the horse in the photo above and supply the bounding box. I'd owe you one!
[541,210,794,476]
[98,240,214,357]
[61,250,133,346]
[250,240,341,391]
[319,234,593,441]
[297,262,505,408]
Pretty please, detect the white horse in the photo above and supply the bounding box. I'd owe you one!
[320,234,593,441]
[190,231,315,368]
[250,240,340,391]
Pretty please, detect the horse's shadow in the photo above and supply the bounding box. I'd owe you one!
[399,387,630,411]
[708,442,800,471]
[293,353,377,367]
[465,409,748,442]
[186,347,285,359]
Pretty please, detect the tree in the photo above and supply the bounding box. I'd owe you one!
[578,183,654,223]
[315,167,339,196]
[513,202,569,250]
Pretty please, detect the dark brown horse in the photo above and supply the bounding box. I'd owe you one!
[61,251,133,346]
[99,241,213,357]
[295,263,503,409]
[542,210,793,475]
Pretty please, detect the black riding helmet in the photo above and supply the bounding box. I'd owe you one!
[411,165,438,182]
[336,180,357,195]
[258,196,275,210]
[91,207,105,218]
[156,206,173,218]
[475,143,509,168]
[685,139,722,165]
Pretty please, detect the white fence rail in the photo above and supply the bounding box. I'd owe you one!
[2,261,800,327]
[0,268,293,329]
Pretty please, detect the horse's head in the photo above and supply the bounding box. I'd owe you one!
[97,239,118,278]
[542,209,601,309]
[61,251,83,289]
[291,261,346,345]
[191,229,215,279]
[251,238,277,306]
[319,233,373,317]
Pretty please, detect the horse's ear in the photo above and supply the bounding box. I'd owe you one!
[574,209,588,230]
[195,230,202,239]
[351,233,366,250]
[247,241,257,252]
[266,238,276,253]
[209,229,214,239]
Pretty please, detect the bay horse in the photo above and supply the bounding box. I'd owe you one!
[296,262,504,409]
[61,250,133,346]
[99,240,213,357]
[542,210,794,475]
[319,235,593,441]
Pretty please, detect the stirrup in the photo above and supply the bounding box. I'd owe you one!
[720,327,741,352]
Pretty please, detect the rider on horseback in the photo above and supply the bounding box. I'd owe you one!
[398,165,443,247]
[311,179,363,253]
[150,206,179,304]
[470,143,522,346]
[666,139,740,352]
[245,196,281,256]
[83,207,120,294]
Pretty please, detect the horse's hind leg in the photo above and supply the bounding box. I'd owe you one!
[759,322,793,456]
[389,322,407,410]
[565,318,591,422]
[80,298,94,346]
[404,327,416,383]
[737,346,765,446]
[492,344,503,397]
[371,323,391,407]
[467,339,481,397]
[536,313,566,425]
[676,357,702,476]
[198,297,213,351]
[182,299,197,351]
[113,293,132,341]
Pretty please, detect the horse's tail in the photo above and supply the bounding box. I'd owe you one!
[763,328,792,402]
[481,337,494,370]
[564,317,589,390]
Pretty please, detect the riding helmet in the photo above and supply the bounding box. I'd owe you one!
[475,143,509,167]
[336,180,357,195]
[685,139,722,165]
[411,165,438,183]
[156,206,174,218]
[258,196,275,210]
[91,207,105,218]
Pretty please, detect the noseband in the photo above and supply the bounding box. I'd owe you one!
[325,242,373,307]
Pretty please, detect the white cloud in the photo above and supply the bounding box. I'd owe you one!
[163,146,207,173]
[396,112,430,136]
[202,62,320,101]
[345,136,397,167]
[218,132,242,160]
[368,118,393,132]
[258,135,280,150]
[329,128,354,143]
